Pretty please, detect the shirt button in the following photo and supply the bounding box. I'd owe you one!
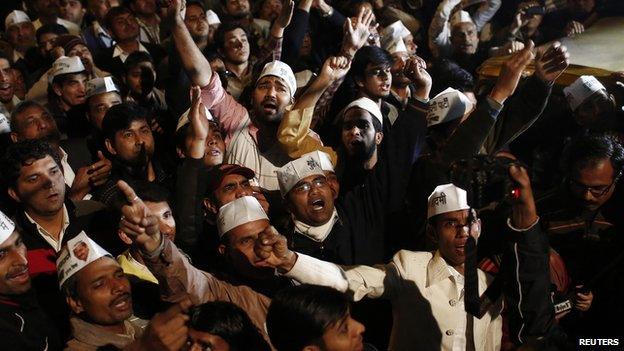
[446,329,454,336]
[449,299,457,306]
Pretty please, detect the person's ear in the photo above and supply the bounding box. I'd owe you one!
[375,131,383,145]
[218,243,226,255]
[9,132,19,143]
[203,198,218,215]
[7,187,21,203]
[118,229,133,245]
[52,83,63,97]
[355,76,364,88]
[105,138,117,155]
[66,295,84,315]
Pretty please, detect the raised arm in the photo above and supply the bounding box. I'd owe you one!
[277,56,349,163]
[428,0,461,58]
[166,0,212,87]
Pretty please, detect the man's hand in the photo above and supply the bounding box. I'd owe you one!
[534,41,569,84]
[573,286,593,312]
[509,164,538,229]
[254,226,297,272]
[272,0,294,37]
[490,40,535,104]
[68,166,92,201]
[188,86,210,159]
[403,55,431,100]
[138,299,191,351]
[312,0,333,15]
[319,56,351,85]
[162,0,186,25]
[117,180,162,253]
[501,40,525,55]
[342,7,375,57]
[88,151,112,187]
[565,20,585,37]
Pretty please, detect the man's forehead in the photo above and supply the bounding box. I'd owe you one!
[258,75,287,86]
[227,218,269,239]
[453,22,476,33]
[220,173,250,186]
[17,105,47,120]
[0,231,20,250]
[344,107,373,122]
[125,119,149,130]
[436,209,469,221]
[79,256,122,282]
[20,155,57,172]
[225,28,247,39]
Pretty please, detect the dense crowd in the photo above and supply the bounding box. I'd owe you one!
[0,0,623,349]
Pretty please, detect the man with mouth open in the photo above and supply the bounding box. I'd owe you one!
[168,0,296,191]
[0,209,61,350]
[256,166,557,350]
[0,52,21,118]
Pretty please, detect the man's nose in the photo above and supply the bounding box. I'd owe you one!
[236,186,252,198]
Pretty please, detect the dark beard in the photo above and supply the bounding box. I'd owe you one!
[119,145,150,179]
[349,142,376,163]
[41,129,62,145]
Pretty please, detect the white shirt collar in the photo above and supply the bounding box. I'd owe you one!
[24,204,70,252]
[112,41,149,62]
[293,209,339,242]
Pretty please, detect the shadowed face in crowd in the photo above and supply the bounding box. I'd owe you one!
[451,22,479,55]
[341,107,383,162]
[0,232,31,296]
[569,157,618,212]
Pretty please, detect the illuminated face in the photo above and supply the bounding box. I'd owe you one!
[287,174,336,226]
[221,219,274,280]
[0,232,31,296]
[52,72,88,107]
[69,257,133,325]
[144,201,176,242]
[451,22,479,55]
[184,4,209,40]
[220,28,250,65]
[251,76,291,123]
[6,22,36,51]
[0,59,15,104]
[9,156,66,218]
[106,119,155,164]
[11,104,61,144]
[357,63,392,99]
[432,209,480,271]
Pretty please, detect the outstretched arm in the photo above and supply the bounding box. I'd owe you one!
[166,0,212,87]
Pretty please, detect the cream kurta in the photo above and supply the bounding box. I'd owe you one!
[286,250,503,351]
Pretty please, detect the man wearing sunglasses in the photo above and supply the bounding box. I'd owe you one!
[538,132,624,337]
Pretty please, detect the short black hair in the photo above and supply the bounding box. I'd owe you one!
[35,23,69,43]
[561,132,624,176]
[101,102,148,140]
[189,301,271,351]
[105,5,134,31]
[430,59,475,96]
[10,100,48,132]
[186,0,207,12]
[132,180,170,203]
[350,45,392,81]
[1,139,62,188]
[123,51,154,73]
[267,284,351,351]
[214,22,249,50]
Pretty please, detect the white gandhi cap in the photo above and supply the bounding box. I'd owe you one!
[257,61,297,99]
[5,10,31,29]
[56,231,112,287]
[217,196,269,237]
[277,153,326,197]
[49,56,86,84]
[451,10,474,27]
[427,184,470,219]
[206,10,221,25]
[341,97,384,126]
[380,20,411,49]
[0,210,16,246]
[563,75,607,111]
[86,76,120,98]
[426,88,474,127]
[301,150,334,172]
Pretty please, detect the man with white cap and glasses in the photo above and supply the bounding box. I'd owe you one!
[0,210,61,350]
[116,180,274,341]
[254,164,557,350]
[167,0,296,190]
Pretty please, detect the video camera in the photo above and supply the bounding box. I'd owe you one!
[448,155,523,209]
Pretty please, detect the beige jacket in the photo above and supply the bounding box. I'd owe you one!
[64,316,147,351]
[286,250,503,351]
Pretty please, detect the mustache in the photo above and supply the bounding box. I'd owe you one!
[109,292,131,308]
[6,265,28,279]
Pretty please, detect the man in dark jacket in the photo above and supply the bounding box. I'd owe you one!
[0,210,61,350]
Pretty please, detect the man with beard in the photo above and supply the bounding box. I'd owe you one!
[537,132,624,337]
[10,100,112,201]
[169,0,297,191]
[1,139,120,341]
[0,210,62,350]
[57,232,195,350]
[31,0,81,35]
[0,52,20,118]
[94,102,174,207]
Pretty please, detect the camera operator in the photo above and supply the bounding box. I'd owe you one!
[253,164,557,350]
[537,132,624,337]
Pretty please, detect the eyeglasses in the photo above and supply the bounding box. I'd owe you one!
[440,219,478,232]
[568,171,621,198]
[292,177,327,194]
